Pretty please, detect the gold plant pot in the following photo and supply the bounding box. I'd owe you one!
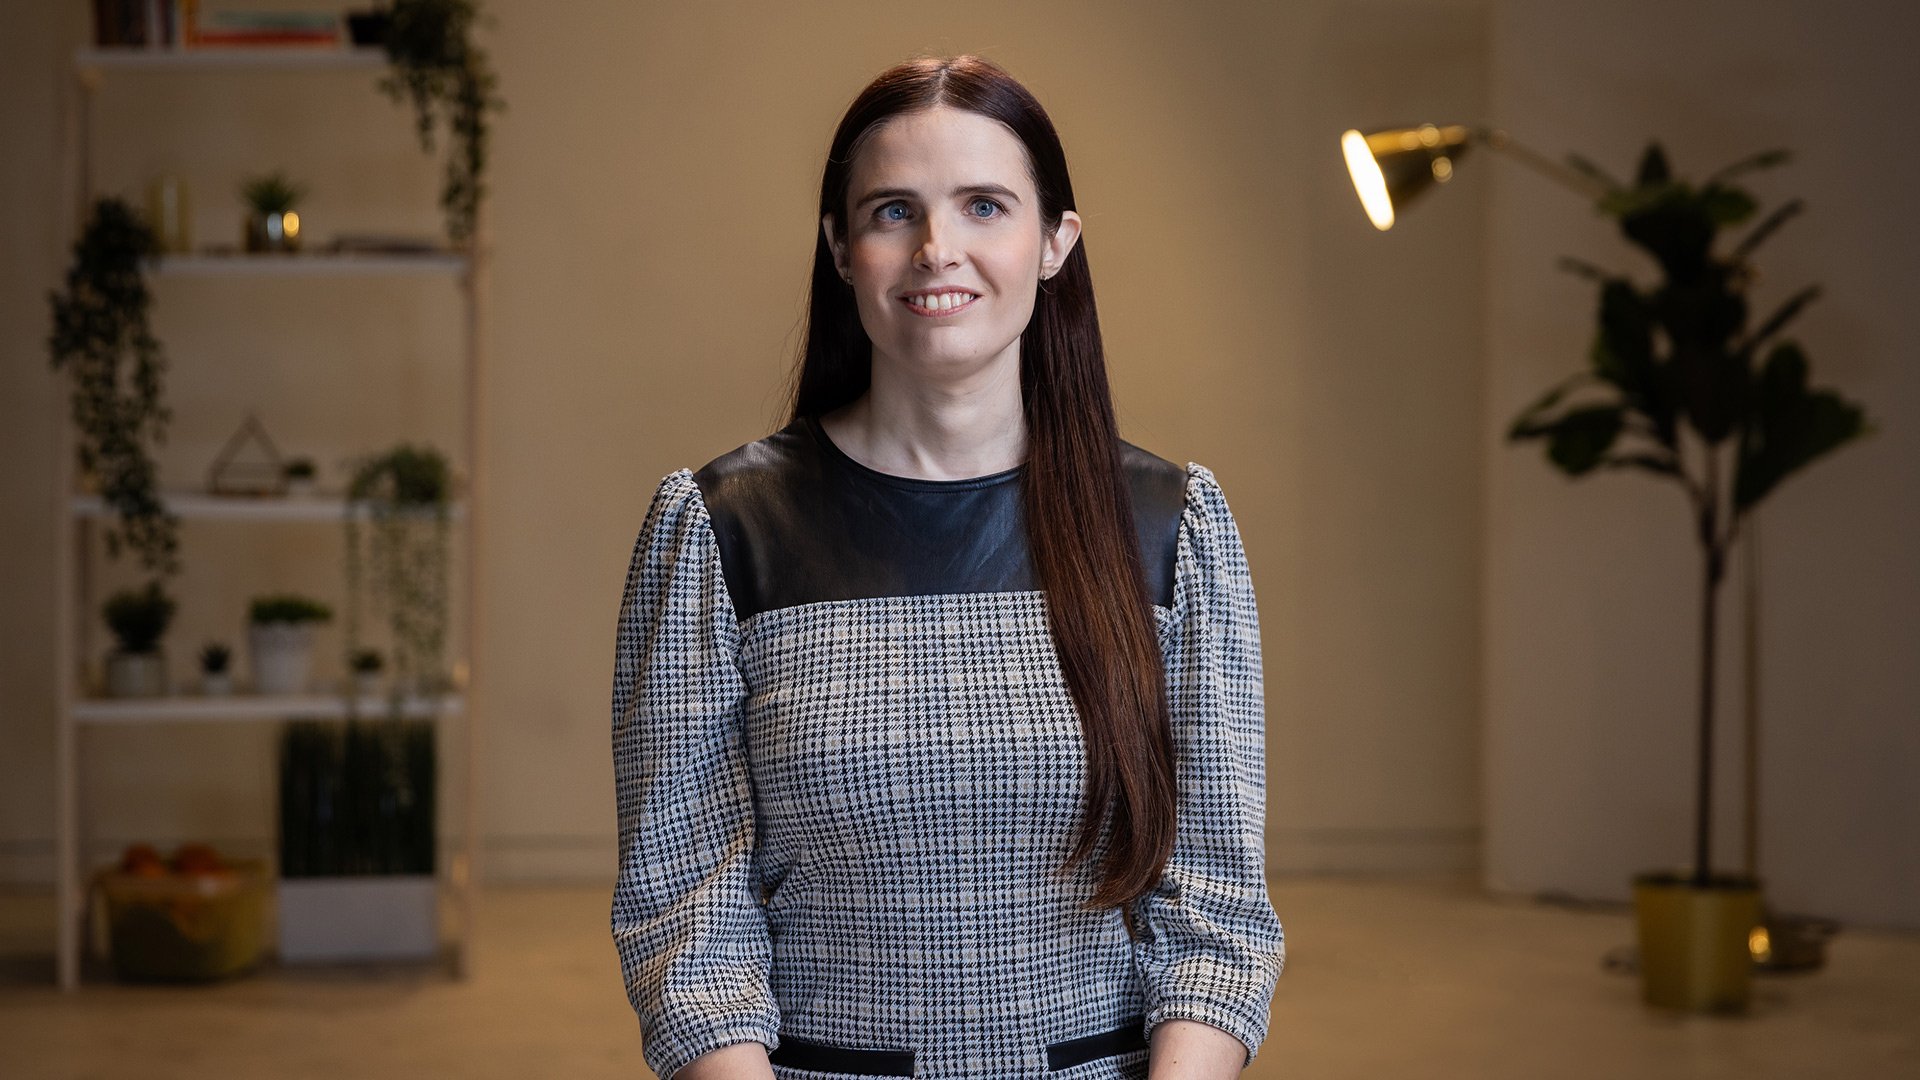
[243,210,302,253]
[1632,870,1761,1012]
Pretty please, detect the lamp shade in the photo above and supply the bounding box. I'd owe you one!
[1341,123,1475,230]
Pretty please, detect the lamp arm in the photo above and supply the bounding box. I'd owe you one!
[1475,126,1613,201]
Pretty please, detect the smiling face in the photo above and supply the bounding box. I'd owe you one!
[823,105,1080,384]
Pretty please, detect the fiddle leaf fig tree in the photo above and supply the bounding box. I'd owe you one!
[1508,142,1873,887]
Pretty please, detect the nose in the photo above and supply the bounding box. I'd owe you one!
[913,210,961,272]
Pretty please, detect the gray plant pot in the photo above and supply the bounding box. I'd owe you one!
[105,650,167,698]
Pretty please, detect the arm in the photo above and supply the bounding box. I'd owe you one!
[1132,464,1286,1076]
[610,470,781,1080]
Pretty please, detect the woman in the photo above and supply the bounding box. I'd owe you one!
[612,55,1283,1080]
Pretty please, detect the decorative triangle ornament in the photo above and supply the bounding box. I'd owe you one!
[207,411,288,496]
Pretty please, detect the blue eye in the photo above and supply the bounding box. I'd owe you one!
[871,198,1008,223]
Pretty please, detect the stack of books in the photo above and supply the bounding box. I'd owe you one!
[92,1,347,49]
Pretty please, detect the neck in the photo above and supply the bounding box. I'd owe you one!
[823,351,1028,481]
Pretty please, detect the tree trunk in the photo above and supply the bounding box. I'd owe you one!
[1695,543,1724,886]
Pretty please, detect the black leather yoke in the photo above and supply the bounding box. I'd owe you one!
[692,415,1188,622]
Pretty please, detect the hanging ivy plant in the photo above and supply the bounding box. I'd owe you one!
[343,442,454,718]
[47,196,180,579]
[376,0,505,249]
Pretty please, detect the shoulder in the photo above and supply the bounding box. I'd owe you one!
[1117,438,1188,609]
[686,419,823,550]
[690,420,815,506]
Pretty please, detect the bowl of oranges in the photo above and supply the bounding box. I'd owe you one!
[91,842,268,982]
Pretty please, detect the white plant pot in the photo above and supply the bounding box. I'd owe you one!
[284,477,316,497]
[105,650,167,698]
[352,671,384,698]
[201,671,234,696]
[276,875,439,962]
[249,622,316,695]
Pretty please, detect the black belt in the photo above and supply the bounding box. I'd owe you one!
[765,1015,1149,1075]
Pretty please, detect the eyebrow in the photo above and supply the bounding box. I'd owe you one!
[853,183,1023,209]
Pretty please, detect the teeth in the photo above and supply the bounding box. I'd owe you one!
[911,292,973,310]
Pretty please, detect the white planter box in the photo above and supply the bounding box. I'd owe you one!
[249,622,316,695]
[276,875,438,962]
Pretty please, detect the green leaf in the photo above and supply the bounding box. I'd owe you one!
[1635,142,1672,187]
[1599,453,1681,477]
[1705,147,1791,187]
[1701,185,1757,227]
[1733,341,1870,510]
[1555,255,1611,283]
[1730,198,1804,263]
[1564,153,1625,194]
[1593,279,1653,387]
[1507,371,1593,441]
[1546,406,1626,475]
[1741,283,1822,355]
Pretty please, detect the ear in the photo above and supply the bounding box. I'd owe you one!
[821,213,847,278]
[1042,210,1083,278]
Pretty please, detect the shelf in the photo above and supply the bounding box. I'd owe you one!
[70,492,467,522]
[74,46,385,73]
[146,252,468,277]
[74,692,465,725]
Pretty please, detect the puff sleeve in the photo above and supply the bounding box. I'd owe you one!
[610,469,780,1080]
[1130,463,1286,1068]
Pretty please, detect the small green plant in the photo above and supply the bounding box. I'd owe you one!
[200,641,232,674]
[283,457,317,480]
[343,442,453,713]
[349,648,385,674]
[104,582,176,654]
[377,0,505,247]
[249,594,334,625]
[348,442,450,506]
[239,171,308,215]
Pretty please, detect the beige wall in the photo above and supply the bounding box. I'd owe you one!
[2,0,1479,901]
[1483,0,1920,928]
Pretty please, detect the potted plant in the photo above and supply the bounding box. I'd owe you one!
[199,641,233,696]
[239,170,307,254]
[282,457,318,497]
[102,582,175,698]
[343,443,453,706]
[1507,142,1872,1012]
[47,197,180,580]
[247,593,333,695]
[276,716,437,962]
[348,647,385,698]
[345,4,393,47]
[376,0,505,249]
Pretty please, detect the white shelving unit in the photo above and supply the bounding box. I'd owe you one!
[52,44,489,990]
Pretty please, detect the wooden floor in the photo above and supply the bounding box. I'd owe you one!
[0,876,1914,1078]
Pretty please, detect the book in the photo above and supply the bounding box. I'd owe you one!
[191,30,343,46]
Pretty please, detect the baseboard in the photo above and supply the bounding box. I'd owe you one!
[0,826,1482,887]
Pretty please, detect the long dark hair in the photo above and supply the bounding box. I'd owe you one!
[783,55,1175,919]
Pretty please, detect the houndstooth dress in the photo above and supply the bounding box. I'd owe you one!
[611,416,1284,1080]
